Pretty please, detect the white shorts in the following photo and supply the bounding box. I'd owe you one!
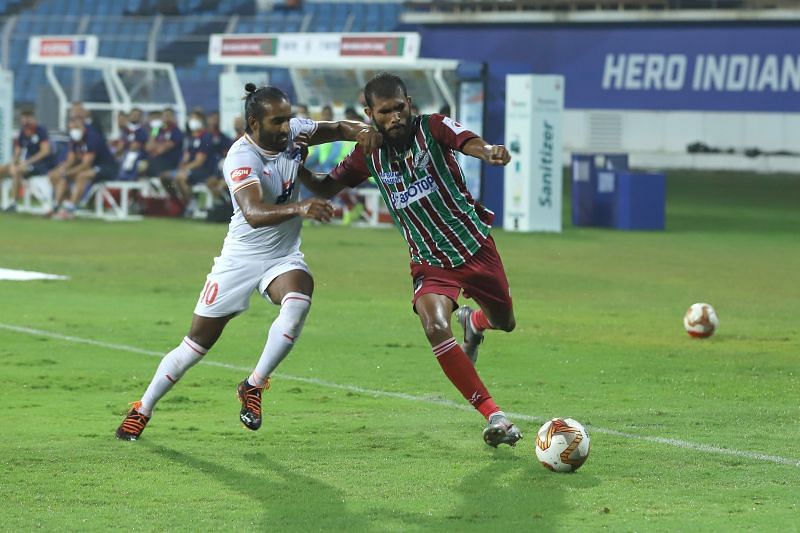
[193,251,310,317]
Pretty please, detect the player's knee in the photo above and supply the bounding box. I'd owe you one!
[421,317,450,341]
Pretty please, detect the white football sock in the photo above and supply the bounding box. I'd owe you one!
[139,336,208,415]
[248,292,311,387]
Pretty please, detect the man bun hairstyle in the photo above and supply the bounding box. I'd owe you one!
[243,82,289,133]
[364,72,407,108]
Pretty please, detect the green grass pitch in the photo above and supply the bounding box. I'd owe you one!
[1,171,798,531]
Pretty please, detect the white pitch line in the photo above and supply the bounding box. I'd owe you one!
[2,322,798,468]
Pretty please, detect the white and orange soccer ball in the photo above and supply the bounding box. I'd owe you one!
[683,303,719,338]
[535,418,591,472]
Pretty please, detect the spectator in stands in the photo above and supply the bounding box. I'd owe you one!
[70,101,105,140]
[0,109,56,213]
[145,107,183,180]
[275,0,302,11]
[344,106,364,122]
[233,115,245,140]
[164,110,216,217]
[294,103,309,119]
[116,108,148,181]
[48,116,117,219]
[305,104,364,225]
[206,111,233,162]
[112,111,129,155]
[205,111,233,205]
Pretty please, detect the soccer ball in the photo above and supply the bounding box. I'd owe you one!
[535,418,591,472]
[683,303,719,338]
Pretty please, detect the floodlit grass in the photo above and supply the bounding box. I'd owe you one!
[1,171,798,531]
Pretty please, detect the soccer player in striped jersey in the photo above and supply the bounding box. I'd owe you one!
[300,72,522,447]
[115,83,381,441]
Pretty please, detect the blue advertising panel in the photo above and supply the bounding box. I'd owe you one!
[420,24,800,112]
[417,23,799,223]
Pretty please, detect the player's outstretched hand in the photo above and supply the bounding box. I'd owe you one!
[356,127,383,154]
[483,144,511,165]
[298,198,334,222]
[294,132,311,151]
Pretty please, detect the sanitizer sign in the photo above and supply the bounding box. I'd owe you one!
[504,74,564,233]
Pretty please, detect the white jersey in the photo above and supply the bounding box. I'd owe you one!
[220,117,318,259]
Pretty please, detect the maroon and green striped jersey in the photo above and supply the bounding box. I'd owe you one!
[330,114,494,268]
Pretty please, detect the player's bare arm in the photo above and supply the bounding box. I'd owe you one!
[461,137,511,166]
[301,121,382,153]
[297,165,346,199]
[235,178,334,227]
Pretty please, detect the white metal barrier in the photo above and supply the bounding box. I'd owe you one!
[21,175,53,214]
[83,178,214,220]
[1,175,54,214]
[0,177,11,210]
[341,187,390,228]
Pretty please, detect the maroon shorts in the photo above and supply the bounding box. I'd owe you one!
[410,236,513,313]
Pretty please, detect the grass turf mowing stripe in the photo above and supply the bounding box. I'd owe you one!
[3,321,798,469]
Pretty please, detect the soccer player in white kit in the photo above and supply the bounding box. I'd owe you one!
[116,83,381,440]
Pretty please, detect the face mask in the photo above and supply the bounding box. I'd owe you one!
[69,128,83,142]
[188,118,203,131]
[128,121,139,128]
[150,119,163,129]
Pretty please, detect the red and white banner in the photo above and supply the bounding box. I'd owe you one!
[209,33,419,66]
[28,35,99,64]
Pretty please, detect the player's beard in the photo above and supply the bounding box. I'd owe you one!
[377,115,413,152]
[258,128,290,152]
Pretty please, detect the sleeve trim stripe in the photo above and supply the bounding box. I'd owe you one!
[232,180,259,193]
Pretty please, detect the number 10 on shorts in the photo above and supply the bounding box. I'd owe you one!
[200,281,219,305]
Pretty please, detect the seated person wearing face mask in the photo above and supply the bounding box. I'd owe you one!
[163,111,216,216]
[145,108,183,180]
[47,116,118,219]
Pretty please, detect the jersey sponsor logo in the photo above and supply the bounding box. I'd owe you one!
[378,171,402,184]
[389,175,437,209]
[442,116,467,135]
[230,167,252,182]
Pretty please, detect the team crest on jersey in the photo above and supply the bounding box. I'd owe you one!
[413,150,431,170]
[390,175,437,209]
[378,171,402,185]
[230,167,252,182]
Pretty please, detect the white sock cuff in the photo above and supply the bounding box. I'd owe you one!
[182,336,208,355]
[281,292,311,307]
[432,337,458,357]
